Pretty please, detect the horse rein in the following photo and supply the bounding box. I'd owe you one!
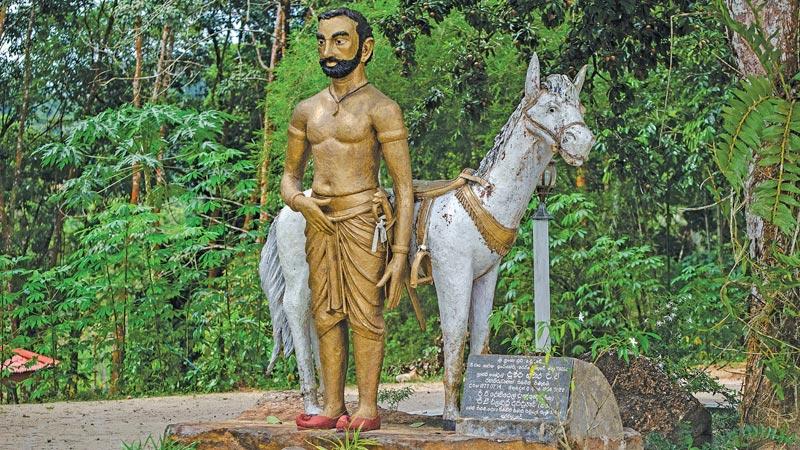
[520,89,589,155]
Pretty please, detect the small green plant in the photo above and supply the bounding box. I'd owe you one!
[713,424,800,449]
[311,427,380,450]
[644,421,702,450]
[377,385,414,411]
[121,433,198,450]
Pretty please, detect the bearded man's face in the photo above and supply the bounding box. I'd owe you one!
[317,16,363,79]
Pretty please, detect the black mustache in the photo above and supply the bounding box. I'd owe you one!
[320,57,342,64]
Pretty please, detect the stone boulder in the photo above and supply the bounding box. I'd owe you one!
[589,353,712,445]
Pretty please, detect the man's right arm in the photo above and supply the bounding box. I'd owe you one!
[280,104,310,210]
[280,102,335,234]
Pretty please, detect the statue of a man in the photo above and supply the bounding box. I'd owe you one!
[279,8,412,432]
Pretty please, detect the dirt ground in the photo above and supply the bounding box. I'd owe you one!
[0,391,264,450]
[1,368,740,450]
[0,382,443,450]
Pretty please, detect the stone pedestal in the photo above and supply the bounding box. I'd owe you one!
[166,390,643,450]
[456,356,635,450]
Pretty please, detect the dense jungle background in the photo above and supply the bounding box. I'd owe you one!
[1,0,798,447]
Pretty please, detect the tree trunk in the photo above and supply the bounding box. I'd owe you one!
[2,4,35,255]
[129,16,144,203]
[152,23,172,186]
[0,1,7,43]
[85,0,118,116]
[724,0,799,435]
[111,15,145,396]
[1,4,34,336]
[0,190,4,254]
[255,0,288,243]
[150,23,172,103]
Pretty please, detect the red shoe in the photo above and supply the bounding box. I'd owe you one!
[296,412,347,430]
[336,414,381,432]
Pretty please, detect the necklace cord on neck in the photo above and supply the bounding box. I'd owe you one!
[329,81,370,115]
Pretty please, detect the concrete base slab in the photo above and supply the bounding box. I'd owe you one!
[168,420,562,449]
[166,390,643,450]
[457,417,561,442]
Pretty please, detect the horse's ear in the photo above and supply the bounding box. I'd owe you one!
[525,53,540,97]
[574,64,588,93]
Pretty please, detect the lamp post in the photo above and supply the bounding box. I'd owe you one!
[533,162,556,352]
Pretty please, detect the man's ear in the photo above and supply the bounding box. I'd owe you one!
[360,37,375,64]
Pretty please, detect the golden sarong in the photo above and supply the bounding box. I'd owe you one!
[305,190,387,341]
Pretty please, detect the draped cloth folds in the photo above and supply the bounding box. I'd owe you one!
[305,199,387,341]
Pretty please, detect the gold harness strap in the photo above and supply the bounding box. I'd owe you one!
[410,169,518,287]
[410,197,435,288]
[454,184,517,256]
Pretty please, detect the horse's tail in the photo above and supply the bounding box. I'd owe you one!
[259,212,293,376]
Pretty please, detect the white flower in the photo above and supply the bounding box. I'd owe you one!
[578,312,585,323]
[628,337,638,347]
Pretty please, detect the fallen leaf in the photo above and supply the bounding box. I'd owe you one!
[265,415,282,424]
[409,421,425,428]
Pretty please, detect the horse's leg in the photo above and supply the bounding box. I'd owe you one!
[278,210,322,416]
[469,263,500,356]
[283,266,322,415]
[435,262,473,429]
[309,319,324,399]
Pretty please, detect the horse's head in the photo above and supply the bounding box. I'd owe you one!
[521,54,594,166]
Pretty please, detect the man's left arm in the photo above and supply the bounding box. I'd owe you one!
[374,100,412,309]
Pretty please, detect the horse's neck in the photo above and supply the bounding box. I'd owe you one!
[475,133,553,229]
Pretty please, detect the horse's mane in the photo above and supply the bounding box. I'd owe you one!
[476,74,578,178]
[476,99,525,178]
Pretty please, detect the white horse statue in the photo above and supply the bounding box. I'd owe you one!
[259,54,595,426]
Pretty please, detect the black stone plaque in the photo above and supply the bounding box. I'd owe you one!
[460,354,573,422]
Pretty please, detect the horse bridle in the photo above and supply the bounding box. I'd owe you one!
[520,89,590,154]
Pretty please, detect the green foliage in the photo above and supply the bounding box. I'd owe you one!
[715,77,774,187]
[122,434,198,450]
[717,77,800,235]
[751,98,800,235]
[646,409,800,449]
[265,415,282,424]
[382,302,441,379]
[311,428,380,450]
[2,103,295,400]
[645,421,703,450]
[381,0,695,114]
[710,0,800,414]
[377,385,415,411]
[657,256,746,364]
[491,191,745,367]
[644,409,733,449]
[710,423,800,449]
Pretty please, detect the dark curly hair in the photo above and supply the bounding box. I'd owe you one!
[318,7,374,65]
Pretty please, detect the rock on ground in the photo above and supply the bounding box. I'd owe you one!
[590,353,713,445]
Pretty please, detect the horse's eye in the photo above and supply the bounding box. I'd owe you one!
[548,107,556,114]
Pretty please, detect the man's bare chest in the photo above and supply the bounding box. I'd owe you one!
[305,100,376,145]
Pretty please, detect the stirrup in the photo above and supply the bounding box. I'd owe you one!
[410,246,433,288]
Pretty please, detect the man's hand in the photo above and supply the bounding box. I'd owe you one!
[295,196,335,235]
[377,256,408,309]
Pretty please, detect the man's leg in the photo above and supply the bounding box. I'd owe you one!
[319,321,348,417]
[351,332,384,419]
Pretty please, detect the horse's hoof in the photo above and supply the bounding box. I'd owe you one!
[305,404,323,416]
[441,419,456,431]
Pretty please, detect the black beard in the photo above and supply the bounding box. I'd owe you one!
[319,46,362,79]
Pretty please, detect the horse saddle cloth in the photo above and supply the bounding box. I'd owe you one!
[412,168,489,199]
[410,168,517,288]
